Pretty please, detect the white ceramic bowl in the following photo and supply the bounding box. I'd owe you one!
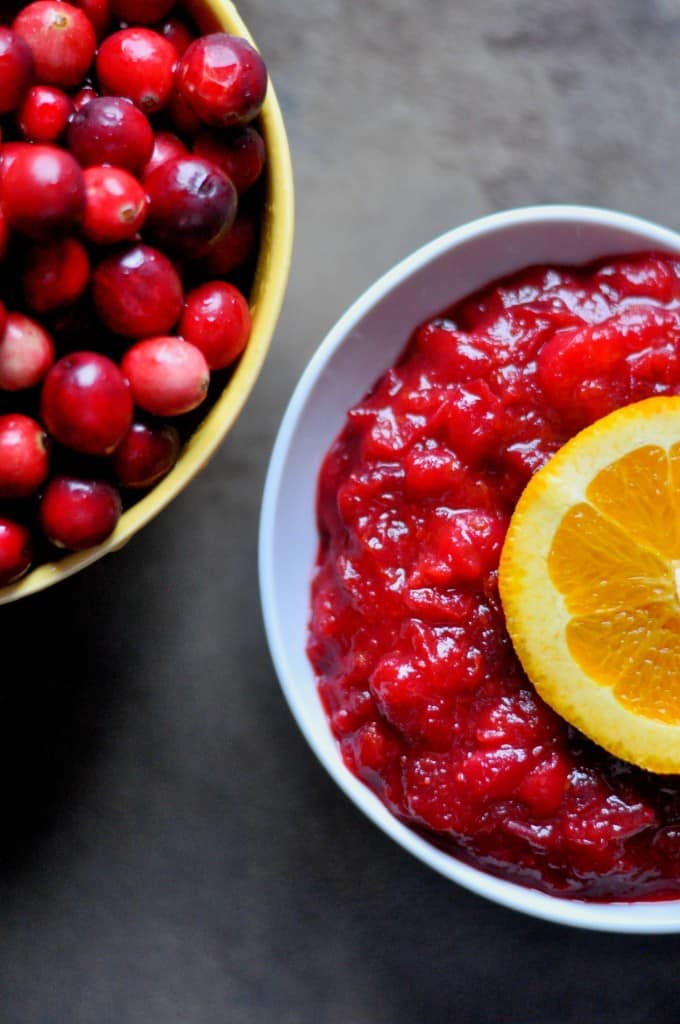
[259,205,680,932]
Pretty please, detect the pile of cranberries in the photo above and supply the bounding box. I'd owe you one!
[0,0,268,584]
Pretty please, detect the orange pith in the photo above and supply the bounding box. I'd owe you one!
[499,395,680,772]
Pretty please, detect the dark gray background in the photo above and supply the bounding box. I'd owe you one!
[3,1,680,1021]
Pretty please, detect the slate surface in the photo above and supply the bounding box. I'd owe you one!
[2,1,680,1021]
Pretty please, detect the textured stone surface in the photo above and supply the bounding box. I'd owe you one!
[2,1,680,1021]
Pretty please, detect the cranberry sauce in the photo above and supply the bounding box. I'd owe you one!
[308,252,680,901]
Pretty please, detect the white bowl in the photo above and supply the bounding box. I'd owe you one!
[259,205,680,932]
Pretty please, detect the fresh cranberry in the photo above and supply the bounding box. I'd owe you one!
[0,518,32,584]
[121,336,209,416]
[41,351,133,455]
[13,1,96,89]
[96,27,177,114]
[92,243,183,338]
[22,236,90,313]
[1,143,85,239]
[144,155,237,258]
[193,126,265,194]
[113,420,180,488]
[176,33,267,127]
[40,475,121,550]
[0,27,33,116]
[0,413,49,498]
[166,85,203,138]
[0,207,7,262]
[110,0,174,23]
[17,84,74,143]
[72,84,98,110]
[155,13,194,56]
[71,0,110,39]
[82,165,148,245]
[141,130,187,181]
[179,281,250,369]
[202,207,257,276]
[66,96,154,174]
[0,312,54,390]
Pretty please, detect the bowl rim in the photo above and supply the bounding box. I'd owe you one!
[0,0,295,605]
[259,203,680,932]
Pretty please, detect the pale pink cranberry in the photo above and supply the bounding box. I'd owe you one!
[176,33,267,127]
[82,165,148,245]
[179,281,251,369]
[41,351,133,455]
[13,1,96,89]
[0,27,34,116]
[122,336,209,417]
[1,143,85,238]
[0,312,54,390]
[0,413,49,498]
[96,27,177,114]
[0,518,32,584]
[92,243,183,338]
[40,475,121,550]
[141,130,187,181]
[22,236,90,313]
[113,420,180,488]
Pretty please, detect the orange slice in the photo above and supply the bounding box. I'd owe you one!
[499,395,680,773]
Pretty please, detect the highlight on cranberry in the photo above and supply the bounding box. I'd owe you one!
[0,0,268,579]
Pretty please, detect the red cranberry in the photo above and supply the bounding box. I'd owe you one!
[144,155,237,258]
[0,312,54,390]
[92,243,183,338]
[1,143,85,238]
[22,236,90,312]
[176,33,267,127]
[71,0,110,39]
[141,130,187,181]
[41,351,133,455]
[40,475,121,550]
[0,518,32,583]
[179,281,250,370]
[66,96,154,174]
[72,84,98,110]
[82,165,148,245]
[111,0,174,23]
[96,27,177,114]
[121,336,209,416]
[0,27,33,116]
[203,207,257,276]
[0,413,49,498]
[17,84,74,143]
[113,420,180,488]
[13,1,96,89]
[166,85,203,138]
[155,13,194,56]
[193,126,265,194]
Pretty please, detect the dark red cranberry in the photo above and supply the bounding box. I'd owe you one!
[179,281,250,369]
[22,236,90,312]
[0,312,54,390]
[41,351,133,455]
[166,85,203,138]
[92,243,183,338]
[111,0,174,23]
[155,13,194,56]
[0,517,32,583]
[193,126,265,194]
[71,0,110,39]
[0,300,6,340]
[13,1,96,89]
[0,27,33,115]
[0,207,7,262]
[72,84,98,110]
[176,33,267,127]
[202,207,257,276]
[141,130,187,181]
[82,165,148,245]
[40,475,121,550]
[96,27,177,114]
[1,143,85,238]
[0,413,49,498]
[121,336,209,416]
[144,155,237,258]
[113,420,180,488]
[17,84,74,143]
[66,96,154,174]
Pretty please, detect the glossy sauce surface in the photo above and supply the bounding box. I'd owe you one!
[308,253,680,900]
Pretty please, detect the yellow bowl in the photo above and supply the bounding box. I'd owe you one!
[0,0,294,605]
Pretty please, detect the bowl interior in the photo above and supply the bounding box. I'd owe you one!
[260,205,680,931]
[0,0,294,605]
